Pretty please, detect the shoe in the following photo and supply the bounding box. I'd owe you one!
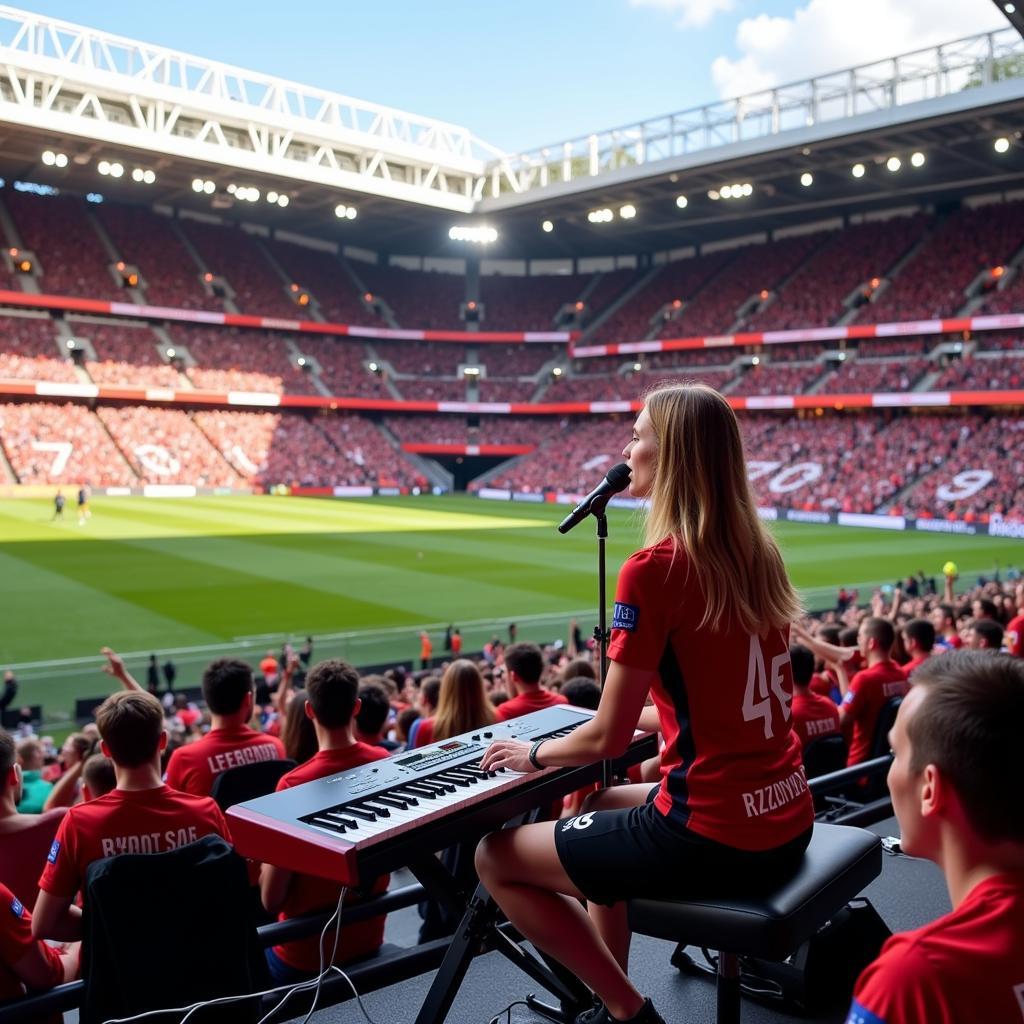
[574,997,666,1024]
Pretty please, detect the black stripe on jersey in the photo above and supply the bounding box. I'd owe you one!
[657,639,697,828]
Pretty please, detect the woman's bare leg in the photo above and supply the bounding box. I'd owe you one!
[579,783,653,974]
[475,819,646,1021]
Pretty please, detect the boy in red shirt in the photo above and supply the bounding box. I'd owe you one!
[899,618,934,679]
[260,660,390,982]
[165,658,285,797]
[788,645,841,750]
[32,691,230,941]
[840,617,908,766]
[494,644,568,722]
[848,651,1024,1023]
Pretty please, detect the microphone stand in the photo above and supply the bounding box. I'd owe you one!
[593,511,612,790]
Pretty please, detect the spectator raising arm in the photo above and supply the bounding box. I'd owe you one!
[99,648,143,692]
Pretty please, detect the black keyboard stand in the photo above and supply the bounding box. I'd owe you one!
[411,814,593,1024]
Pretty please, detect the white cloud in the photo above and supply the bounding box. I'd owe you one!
[630,0,735,29]
[711,0,1007,99]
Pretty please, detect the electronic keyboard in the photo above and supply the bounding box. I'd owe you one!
[228,704,656,884]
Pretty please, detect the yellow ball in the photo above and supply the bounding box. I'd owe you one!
[942,561,958,576]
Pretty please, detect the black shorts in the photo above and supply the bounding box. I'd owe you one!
[554,786,812,907]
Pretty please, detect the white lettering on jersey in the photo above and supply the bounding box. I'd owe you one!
[207,743,278,775]
[741,767,809,818]
[743,634,792,740]
[99,826,199,857]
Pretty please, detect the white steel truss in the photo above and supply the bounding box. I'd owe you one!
[0,4,503,211]
[483,27,1024,199]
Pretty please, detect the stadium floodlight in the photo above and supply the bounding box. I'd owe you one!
[721,185,734,199]
[741,183,753,197]
[449,225,498,243]
[268,191,278,203]
[42,150,55,166]
[463,366,481,376]
[191,177,204,192]
[227,183,237,194]
[838,351,846,361]
[144,170,155,184]
[707,189,721,200]
[675,195,688,209]
[335,203,358,219]
[994,137,1011,153]
[800,172,813,187]
[587,208,614,223]
[99,161,111,176]
[109,163,123,178]
[751,356,760,366]
[619,204,636,219]
[131,168,144,182]
[297,357,306,367]
[368,361,379,372]
[203,179,215,194]
[910,152,925,168]
[633,362,642,372]
[552,366,563,377]
[542,219,554,232]
[277,194,289,207]
[886,156,902,172]
[66,339,76,349]
[166,348,176,358]
[852,163,866,178]
[1005,2,1016,11]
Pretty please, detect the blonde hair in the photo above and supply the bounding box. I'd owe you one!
[433,660,496,741]
[641,382,801,634]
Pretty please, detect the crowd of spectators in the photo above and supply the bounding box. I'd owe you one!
[392,379,471,402]
[3,192,123,301]
[0,316,78,383]
[95,204,218,311]
[475,379,539,403]
[356,264,467,331]
[974,331,1022,353]
[477,343,562,377]
[81,323,182,389]
[374,340,466,377]
[0,402,136,486]
[749,215,930,331]
[477,275,591,332]
[295,337,390,398]
[931,354,1024,391]
[858,201,1024,323]
[314,414,425,489]
[816,357,932,394]
[727,361,826,397]
[579,267,645,326]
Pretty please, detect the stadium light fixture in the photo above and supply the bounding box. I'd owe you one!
[227,183,237,194]
[65,339,75,349]
[191,177,204,192]
[910,152,925,168]
[633,362,642,372]
[852,163,866,178]
[42,150,68,168]
[619,204,637,219]
[542,219,554,232]
[267,191,289,207]
[166,348,176,358]
[368,362,379,373]
[131,168,154,184]
[552,367,563,377]
[297,357,307,367]
[335,204,357,219]
[1005,2,1016,11]
[994,136,1011,153]
[268,191,278,203]
[463,366,481,377]
[800,172,813,187]
[587,208,614,223]
[707,189,721,201]
[886,156,902,172]
[448,225,498,243]
[838,351,847,361]
[675,195,688,209]
[751,356,760,366]
[721,185,734,198]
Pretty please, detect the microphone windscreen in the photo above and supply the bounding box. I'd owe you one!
[606,463,631,491]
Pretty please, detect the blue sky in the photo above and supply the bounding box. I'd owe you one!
[12,0,1008,153]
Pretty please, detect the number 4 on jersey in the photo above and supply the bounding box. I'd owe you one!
[742,634,792,739]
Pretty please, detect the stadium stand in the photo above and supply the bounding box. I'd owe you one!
[178,219,298,318]
[857,201,1024,322]
[356,264,466,330]
[0,401,136,485]
[374,340,466,377]
[94,203,218,310]
[81,322,182,389]
[478,343,562,377]
[475,379,541,402]
[0,315,78,383]
[932,354,1024,390]
[314,414,425,488]
[727,361,826,397]
[816,357,932,394]
[477,274,592,331]
[3,192,123,301]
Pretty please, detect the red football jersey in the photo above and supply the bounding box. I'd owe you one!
[841,661,908,766]
[0,882,64,1003]
[38,786,229,901]
[607,539,813,851]
[902,654,931,679]
[270,744,391,972]
[848,873,1024,1024]
[165,726,286,797]
[791,691,842,750]
[1006,613,1024,657]
[495,688,568,722]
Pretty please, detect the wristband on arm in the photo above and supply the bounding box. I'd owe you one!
[528,739,547,770]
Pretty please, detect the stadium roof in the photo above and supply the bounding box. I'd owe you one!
[1,6,1023,260]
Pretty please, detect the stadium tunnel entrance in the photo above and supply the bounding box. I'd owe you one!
[427,454,509,491]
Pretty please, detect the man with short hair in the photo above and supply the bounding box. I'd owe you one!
[846,651,1024,1022]
[165,658,285,797]
[788,645,841,751]
[261,660,389,982]
[840,617,909,766]
[354,683,400,752]
[14,740,52,814]
[964,618,1004,651]
[494,644,568,722]
[32,691,229,941]
[900,618,935,679]
[1007,583,1024,657]
[930,603,962,651]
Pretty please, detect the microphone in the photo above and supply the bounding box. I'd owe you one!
[558,463,632,534]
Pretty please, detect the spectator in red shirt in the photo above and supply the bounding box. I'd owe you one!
[450,629,463,656]
[1006,583,1024,657]
[840,617,909,766]
[930,603,963,652]
[495,644,569,722]
[848,651,1024,1023]
[788,645,841,751]
[32,691,230,941]
[165,658,285,797]
[354,683,400,752]
[260,659,390,983]
[900,618,935,679]
[0,882,77,1009]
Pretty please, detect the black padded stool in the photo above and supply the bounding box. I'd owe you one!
[627,824,882,1024]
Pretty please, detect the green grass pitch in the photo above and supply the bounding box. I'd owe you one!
[1,494,1021,726]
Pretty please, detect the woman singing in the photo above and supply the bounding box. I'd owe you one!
[476,383,814,1024]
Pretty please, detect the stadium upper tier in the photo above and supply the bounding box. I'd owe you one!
[2,403,1021,521]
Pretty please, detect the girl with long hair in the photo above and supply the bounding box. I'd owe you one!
[477,383,814,1024]
[415,659,496,747]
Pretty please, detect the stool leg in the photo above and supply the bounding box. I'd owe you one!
[716,951,741,1024]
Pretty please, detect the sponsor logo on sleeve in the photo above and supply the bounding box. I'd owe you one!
[842,691,855,706]
[845,999,886,1024]
[47,839,61,864]
[612,602,639,631]
[10,897,24,918]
